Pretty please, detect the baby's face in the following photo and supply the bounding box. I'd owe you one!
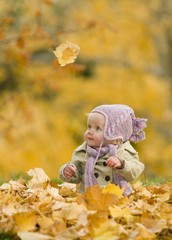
[84,112,105,148]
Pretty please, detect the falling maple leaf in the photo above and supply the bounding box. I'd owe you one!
[53,41,80,67]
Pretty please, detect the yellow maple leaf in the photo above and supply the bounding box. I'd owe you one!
[13,212,38,232]
[53,41,80,67]
[109,206,132,220]
[93,220,125,240]
[102,183,124,198]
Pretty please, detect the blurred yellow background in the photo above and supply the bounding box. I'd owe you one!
[0,0,172,180]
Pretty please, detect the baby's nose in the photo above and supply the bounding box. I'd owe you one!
[88,129,94,134]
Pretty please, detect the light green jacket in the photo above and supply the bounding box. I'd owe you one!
[59,141,145,193]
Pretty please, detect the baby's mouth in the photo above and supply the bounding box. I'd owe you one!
[88,137,94,141]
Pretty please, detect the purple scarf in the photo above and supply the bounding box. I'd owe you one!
[85,144,133,196]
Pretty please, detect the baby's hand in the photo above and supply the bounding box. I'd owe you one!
[63,164,76,179]
[106,156,122,169]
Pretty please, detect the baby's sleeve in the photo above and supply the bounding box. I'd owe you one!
[59,150,85,184]
[114,142,145,182]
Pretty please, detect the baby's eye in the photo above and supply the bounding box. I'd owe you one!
[96,126,101,131]
[88,125,91,129]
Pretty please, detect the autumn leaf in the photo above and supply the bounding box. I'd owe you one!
[61,202,86,222]
[13,212,38,232]
[132,180,151,198]
[58,182,77,197]
[1,202,17,216]
[141,214,167,233]
[77,185,118,211]
[0,179,26,191]
[134,223,156,240]
[53,42,80,67]
[18,232,53,240]
[102,183,124,198]
[93,220,126,240]
[27,168,50,187]
[109,205,132,220]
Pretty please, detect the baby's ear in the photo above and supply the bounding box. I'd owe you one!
[118,138,122,144]
[112,138,122,145]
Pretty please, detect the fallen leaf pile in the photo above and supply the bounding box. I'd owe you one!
[0,168,172,240]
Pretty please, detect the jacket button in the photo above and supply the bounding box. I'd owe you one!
[94,173,99,178]
[103,161,107,166]
[105,176,110,181]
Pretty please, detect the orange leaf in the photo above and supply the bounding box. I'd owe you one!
[77,185,118,211]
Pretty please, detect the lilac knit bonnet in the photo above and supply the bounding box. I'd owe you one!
[91,104,147,143]
[84,104,147,195]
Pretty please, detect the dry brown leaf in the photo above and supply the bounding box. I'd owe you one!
[135,223,156,240]
[1,202,17,216]
[141,216,167,233]
[27,168,50,187]
[54,226,83,240]
[58,182,77,197]
[0,180,26,191]
[61,203,86,221]
[46,185,64,201]
[52,201,70,211]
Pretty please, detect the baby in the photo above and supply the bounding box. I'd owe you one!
[59,104,147,196]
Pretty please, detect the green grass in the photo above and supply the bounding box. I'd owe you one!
[0,232,20,240]
[10,172,32,182]
[0,178,6,186]
[51,178,63,184]
[0,172,32,186]
[139,176,168,186]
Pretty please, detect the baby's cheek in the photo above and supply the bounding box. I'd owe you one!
[84,132,87,140]
[98,133,104,142]
[96,136,103,144]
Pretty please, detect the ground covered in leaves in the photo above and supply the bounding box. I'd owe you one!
[0,168,172,240]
